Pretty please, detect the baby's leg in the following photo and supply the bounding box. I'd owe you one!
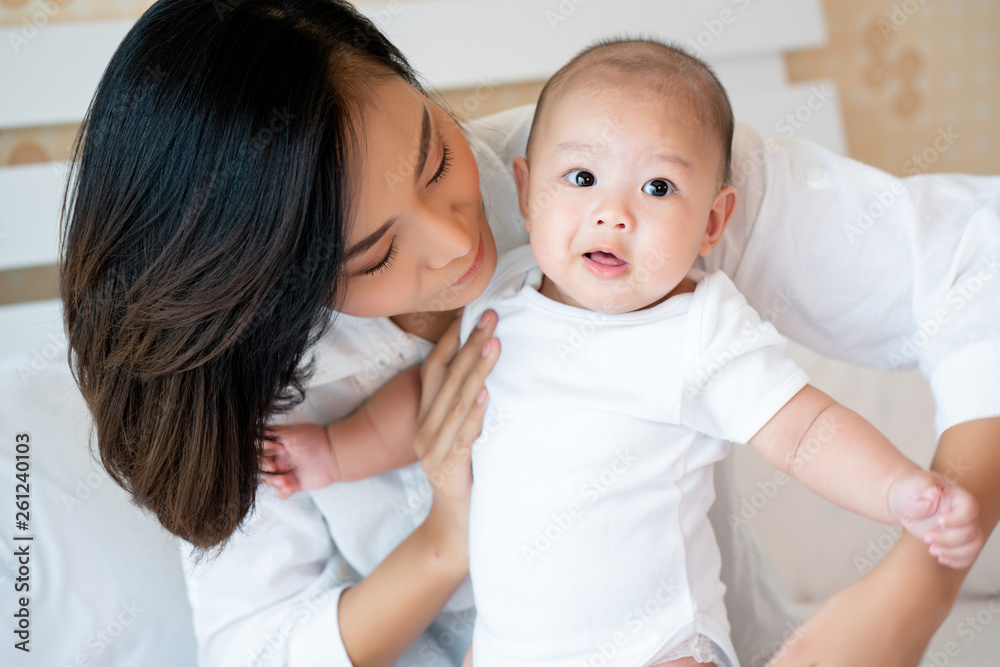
[650,658,715,667]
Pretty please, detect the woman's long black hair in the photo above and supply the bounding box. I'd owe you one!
[60,0,420,549]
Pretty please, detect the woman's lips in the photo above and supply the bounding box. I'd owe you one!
[583,250,629,278]
[453,236,485,286]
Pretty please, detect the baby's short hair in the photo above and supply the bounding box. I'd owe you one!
[527,37,735,186]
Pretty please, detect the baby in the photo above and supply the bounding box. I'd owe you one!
[263,39,984,667]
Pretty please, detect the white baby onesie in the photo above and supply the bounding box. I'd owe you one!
[460,246,809,667]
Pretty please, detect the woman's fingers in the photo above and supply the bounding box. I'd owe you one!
[260,468,294,499]
[421,310,498,431]
[423,336,499,467]
[419,315,464,411]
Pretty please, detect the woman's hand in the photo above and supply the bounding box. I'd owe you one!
[414,309,500,569]
[337,309,499,667]
[768,416,1000,666]
[766,533,954,667]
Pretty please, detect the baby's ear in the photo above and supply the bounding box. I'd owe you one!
[699,185,738,257]
[512,156,532,231]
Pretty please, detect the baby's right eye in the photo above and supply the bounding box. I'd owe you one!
[565,169,596,187]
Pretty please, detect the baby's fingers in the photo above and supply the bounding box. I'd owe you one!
[261,470,296,499]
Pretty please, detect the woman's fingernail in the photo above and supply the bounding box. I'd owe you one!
[477,312,489,329]
[929,546,941,556]
[481,339,492,357]
[477,387,488,404]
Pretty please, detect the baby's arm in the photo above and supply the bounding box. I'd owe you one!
[261,366,422,497]
[750,385,984,569]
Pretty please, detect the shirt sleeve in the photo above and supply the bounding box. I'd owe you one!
[707,122,1000,436]
[680,272,810,445]
[181,485,358,667]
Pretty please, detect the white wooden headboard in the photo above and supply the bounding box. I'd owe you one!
[0,0,843,356]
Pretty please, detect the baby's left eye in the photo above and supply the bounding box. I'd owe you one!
[642,179,674,197]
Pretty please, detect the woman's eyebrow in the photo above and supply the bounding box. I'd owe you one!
[414,103,431,184]
[345,217,396,261]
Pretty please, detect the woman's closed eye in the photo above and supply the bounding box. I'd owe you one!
[429,143,452,185]
[362,238,398,277]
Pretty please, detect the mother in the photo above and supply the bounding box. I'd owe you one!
[60,0,1000,665]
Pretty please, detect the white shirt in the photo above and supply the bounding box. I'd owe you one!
[181,105,1000,667]
[461,246,809,667]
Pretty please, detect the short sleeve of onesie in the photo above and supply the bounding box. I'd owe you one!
[680,271,810,444]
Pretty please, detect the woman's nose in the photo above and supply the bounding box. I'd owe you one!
[420,204,474,269]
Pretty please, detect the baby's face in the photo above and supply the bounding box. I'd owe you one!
[514,85,734,313]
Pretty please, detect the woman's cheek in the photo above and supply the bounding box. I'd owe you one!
[338,278,409,318]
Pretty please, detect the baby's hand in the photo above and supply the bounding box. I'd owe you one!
[260,424,336,498]
[888,469,983,569]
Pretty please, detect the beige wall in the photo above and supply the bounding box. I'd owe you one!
[4,0,997,172]
[2,0,998,303]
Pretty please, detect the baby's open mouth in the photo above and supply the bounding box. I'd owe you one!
[584,250,628,267]
[582,250,630,278]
